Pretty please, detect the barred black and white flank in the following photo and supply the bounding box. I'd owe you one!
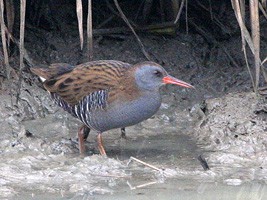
[51,89,108,129]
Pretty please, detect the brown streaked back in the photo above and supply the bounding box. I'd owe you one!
[31,60,133,106]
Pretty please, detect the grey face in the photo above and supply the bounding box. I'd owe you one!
[135,64,167,91]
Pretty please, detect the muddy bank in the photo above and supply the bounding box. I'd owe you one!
[192,92,267,183]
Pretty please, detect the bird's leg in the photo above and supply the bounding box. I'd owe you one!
[78,125,90,154]
[120,127,126,139]
[97,133,106,156]
[83,126,90,141]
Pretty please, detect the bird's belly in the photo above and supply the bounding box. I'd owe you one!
[90,94,161,132]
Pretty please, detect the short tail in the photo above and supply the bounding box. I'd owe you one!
[30,63,74,82]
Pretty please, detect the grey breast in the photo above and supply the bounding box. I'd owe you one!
[89,91,162,132]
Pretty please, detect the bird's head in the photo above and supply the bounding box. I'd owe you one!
[134,61,194,91]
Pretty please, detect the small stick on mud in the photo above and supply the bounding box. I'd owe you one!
[128,156,162,171]
[127,180,158,190]
[197,155,210,171]
[128,156,172,176]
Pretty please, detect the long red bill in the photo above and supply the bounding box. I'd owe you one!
[162,76,194,88]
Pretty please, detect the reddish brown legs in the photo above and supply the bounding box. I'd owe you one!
[97,133,106,156]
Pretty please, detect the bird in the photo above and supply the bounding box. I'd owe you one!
[31,60,193,156]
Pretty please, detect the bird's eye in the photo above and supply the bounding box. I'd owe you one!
[153,70,162,77]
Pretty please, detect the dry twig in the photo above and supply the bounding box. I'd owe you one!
[128,156,162,171]
[0,0,11,78]
[174,0,185,24]
[250,0,260,90]
[128,156,172,176]
[231,0,256,90]
[16,0,26,103]
[87,0,93,60]
[259,1,267,19]
[19,0,26,72]
[127,180,157,190]
[76,0,83,50]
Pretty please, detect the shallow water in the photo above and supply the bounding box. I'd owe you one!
[18,181,267,200]
[90,181,267,200]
